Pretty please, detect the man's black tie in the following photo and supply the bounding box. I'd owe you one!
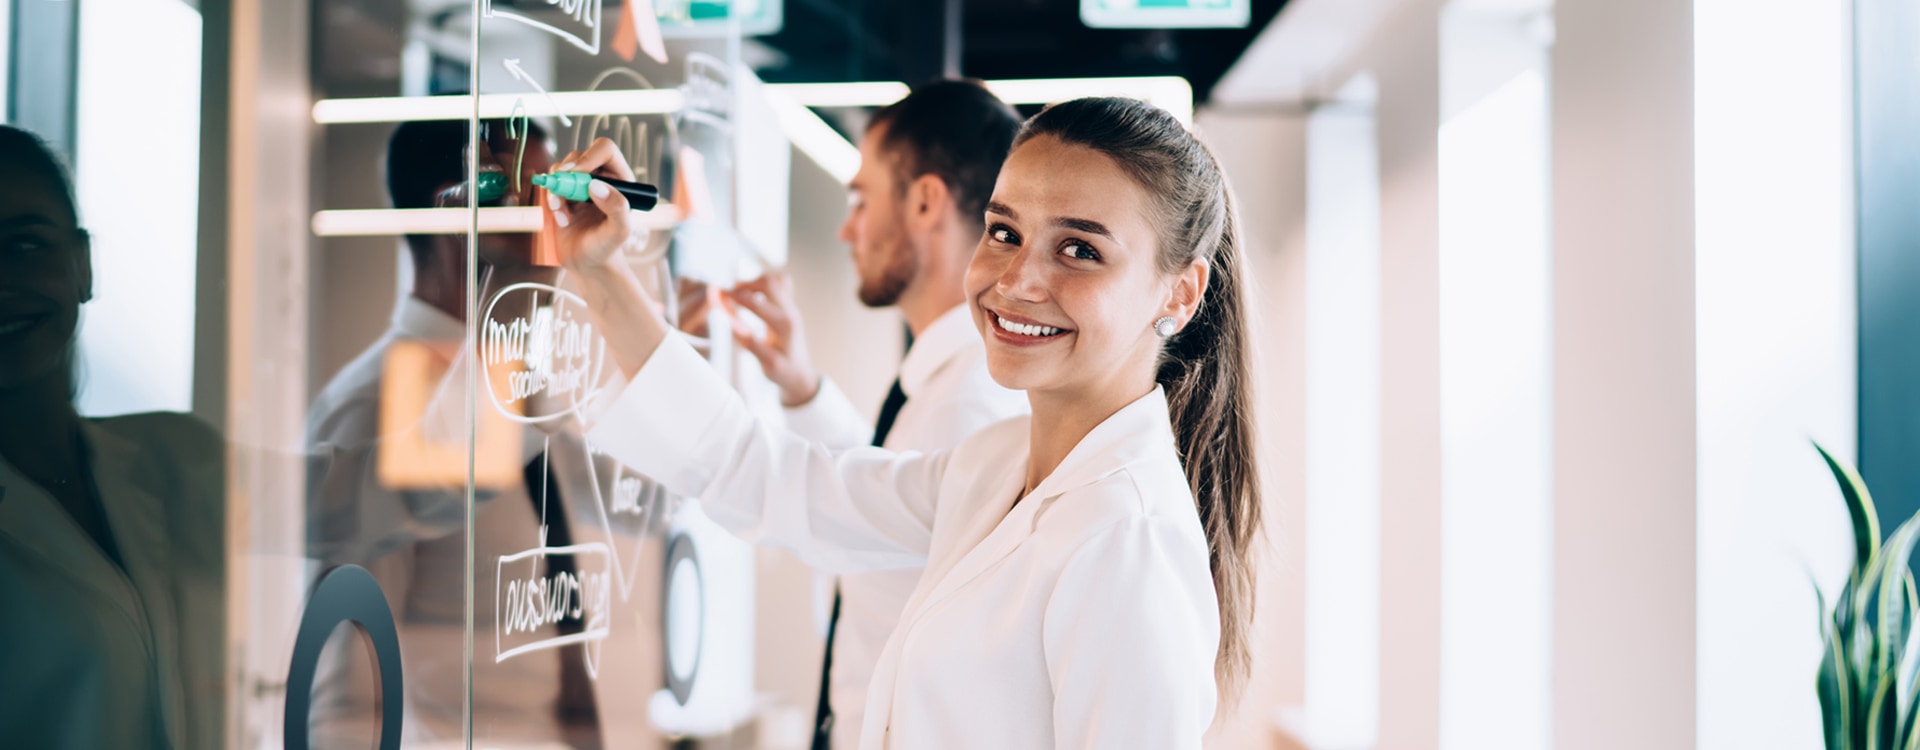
[523,457,600,728]
[812,377,908,749]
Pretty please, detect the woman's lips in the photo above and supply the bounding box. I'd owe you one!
[987,310,1070,346]
[0,312,50,338]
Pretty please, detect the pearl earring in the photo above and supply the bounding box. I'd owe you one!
[1153,316,1177,338]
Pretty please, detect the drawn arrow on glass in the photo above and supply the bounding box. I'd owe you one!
[502,58,574,127]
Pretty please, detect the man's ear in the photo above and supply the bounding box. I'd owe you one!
[908,173,952,231]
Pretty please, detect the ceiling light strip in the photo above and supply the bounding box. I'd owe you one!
[772,81,913,108]
[765,88,861,185]
[311,89,689,124]
[311,78,1191,125]
[311,205,681,237]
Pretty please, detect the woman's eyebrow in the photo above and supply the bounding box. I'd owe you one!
[0,214,56,231]
[985,200,1018,219]
[1054,217,1114,239]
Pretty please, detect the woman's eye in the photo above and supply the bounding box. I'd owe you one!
[1059,240,1102,262]
[988,225,1019,245]
[2,237,49,257]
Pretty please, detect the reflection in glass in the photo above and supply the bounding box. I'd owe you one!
[0,124,227,749]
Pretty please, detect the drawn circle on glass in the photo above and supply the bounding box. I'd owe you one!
[663,532,705,705]
[283,564,404,750]
[479,281,609,425]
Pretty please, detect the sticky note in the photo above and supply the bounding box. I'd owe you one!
[673,145,713,221]
[613,0,670,64]
[533,187,562,267]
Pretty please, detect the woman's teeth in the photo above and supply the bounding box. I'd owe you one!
[0,318,35,336]
[996,314,1062,338]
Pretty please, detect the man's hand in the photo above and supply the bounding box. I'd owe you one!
[720,273,822,407]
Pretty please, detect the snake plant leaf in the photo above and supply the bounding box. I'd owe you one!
[1826,612,1851,750]
[1890,572,1920,747]
[1872,672,1899,750]
[1818,440,1880,583]
[1875,519,1920,679]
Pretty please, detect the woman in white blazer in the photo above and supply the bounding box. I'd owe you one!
[551,97,1261,749]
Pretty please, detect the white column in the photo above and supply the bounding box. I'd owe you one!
[224,0,315,743]
[1436,4,1553,748]
[1550,0,1696,746]
[1296,77,1383,750]
[1693,0,1857,747]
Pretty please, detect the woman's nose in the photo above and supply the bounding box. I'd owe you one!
[995,246,1049,302]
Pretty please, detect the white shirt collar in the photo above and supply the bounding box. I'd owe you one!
[1025,386,1177,502]
[393,295,466,342]
[899,305,979,398]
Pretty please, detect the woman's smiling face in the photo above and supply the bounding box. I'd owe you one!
[967,134,1185,399]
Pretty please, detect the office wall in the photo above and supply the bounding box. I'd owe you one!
[1193,109,1311,749]
[1362,7,1445,748]
[1224,0,1860,747]
[1549,0,1697,746]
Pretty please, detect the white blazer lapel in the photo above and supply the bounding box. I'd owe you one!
[86,423,189,745]
[0,446,148,627]
[906,468,1037,621]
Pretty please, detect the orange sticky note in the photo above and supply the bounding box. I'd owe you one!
[375,340,523,491]
[533,187,561,266]
[612,0,669,64]
[672,146,713,221]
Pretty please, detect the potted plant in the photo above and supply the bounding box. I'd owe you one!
[1816,443,1920,750]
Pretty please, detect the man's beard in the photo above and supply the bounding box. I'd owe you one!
[857,238,917,308]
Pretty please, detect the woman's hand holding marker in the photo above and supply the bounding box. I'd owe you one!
[547,137,638,271]
[546,137,673,380]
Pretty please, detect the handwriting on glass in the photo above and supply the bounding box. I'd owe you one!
[482,0,605,55]
[481,282,608,424]
[495,539,613,671]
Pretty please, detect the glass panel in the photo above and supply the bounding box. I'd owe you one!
[7,0,775,745]
[469,2,768,747]
[302,3,482,749]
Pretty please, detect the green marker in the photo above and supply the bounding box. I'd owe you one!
[533,171,662,211]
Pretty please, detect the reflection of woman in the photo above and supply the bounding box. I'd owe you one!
[552,98,1260,748]
[0,125,224,748]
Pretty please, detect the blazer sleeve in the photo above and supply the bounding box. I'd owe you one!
[1042,513,1221,749]
[589,335,941,574]
[781,376,874,450]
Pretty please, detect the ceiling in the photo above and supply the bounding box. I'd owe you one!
[751,0,1290,104]
[316,0,1292,106]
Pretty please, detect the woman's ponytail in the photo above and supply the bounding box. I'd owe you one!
[1020,98,1262,703]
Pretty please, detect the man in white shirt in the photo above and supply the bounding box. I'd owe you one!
[719,79,1027,750]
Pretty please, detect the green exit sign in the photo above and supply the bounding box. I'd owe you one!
[1080,0,1250,29]
[655,0,784,38]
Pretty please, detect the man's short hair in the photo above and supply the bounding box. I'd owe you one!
[385,118,546,253]
[868,79,1022,225]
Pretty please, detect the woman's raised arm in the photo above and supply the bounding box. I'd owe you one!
[552,138,940,573]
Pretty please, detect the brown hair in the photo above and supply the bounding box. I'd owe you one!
[868,79,1022,229]
[1017,98,1261,702]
